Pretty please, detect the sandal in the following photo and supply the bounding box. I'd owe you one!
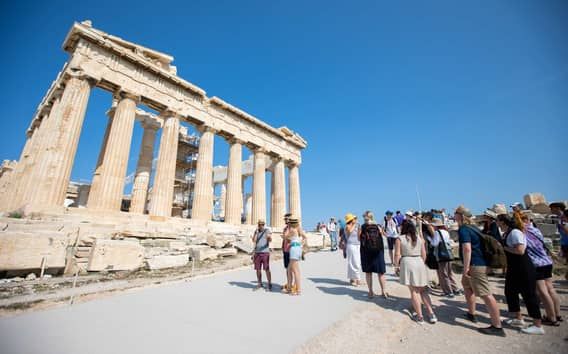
[367,292,375,299]
[290,289,302,296]
[281,284,290,293]
[382,293,390,300]
[542,316,560,326]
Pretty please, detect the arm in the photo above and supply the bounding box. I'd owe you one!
[357,224,362,241]
[421,240,427,261]
[394,238,402,267]
[462,242,472,276]
[266,230,272,243]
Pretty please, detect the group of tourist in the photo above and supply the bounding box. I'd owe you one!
[249,202,567,337]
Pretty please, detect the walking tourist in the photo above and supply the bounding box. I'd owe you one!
[344,213,362,286]
[252,220,272,291]
[328,217,338,251]
[394,221,437,324]
[284,217,306,295]
[383,211,399,265]
[455,205,505,337]
[319,222,329,248]
[497,214,544,335]
[394,210,405,229]
[281,213,292,293]
[521,214,562,326]
[360,211,388,298]
[431,218,461,297]
[549,202,568,280]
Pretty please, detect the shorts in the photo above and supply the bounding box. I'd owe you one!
[535,264,553,280]
[253,253,270,271]
[289,246,302,261]
[283,251,290,268]
[387,237,396,250]
[461,266,491,297]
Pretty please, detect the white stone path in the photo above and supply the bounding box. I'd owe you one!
[0,251,381,354]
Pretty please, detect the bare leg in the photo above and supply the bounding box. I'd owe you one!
[266,270,272,288]
[366,273,374,297]
[545,279,561,318]
[256,270,262,287]
[409,286,423,319]
[389,249,394,265]
[287,266,294,290]
[378,273,387,296]
[419,287,434,316]
[293,261,301,293]
[482,294,503,328]
[464,287,476,315]
[536,280,556,320]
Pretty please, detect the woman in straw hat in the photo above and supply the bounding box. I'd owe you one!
[344,213,362,286]
[284,217,306,295]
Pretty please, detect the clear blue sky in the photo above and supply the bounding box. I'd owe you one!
[1,0,566,228]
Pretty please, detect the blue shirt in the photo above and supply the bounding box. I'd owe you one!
[458,225,487,266]
[558,220,568,246]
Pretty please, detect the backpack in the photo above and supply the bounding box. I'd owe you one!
[465,225,507,268]
[363,224,384,251]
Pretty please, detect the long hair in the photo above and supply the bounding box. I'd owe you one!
[513,211,526,232]
[401,220,418,246]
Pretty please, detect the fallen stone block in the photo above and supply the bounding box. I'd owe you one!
[87,239,144,271]
[217,247,237,257]
[530,203,551,215]
[146,254,189,270]
[0,232,68,271]
[524,193,547,209]
[168,240,189,252]
[234,240,254,254]
[207,234,236,249]
[188,245,218,262]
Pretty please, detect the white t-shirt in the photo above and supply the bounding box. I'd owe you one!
[384,218,399,238]
[506,229,526,247]
[328,222,337,232]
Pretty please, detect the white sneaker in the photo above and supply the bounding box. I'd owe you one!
[505,318,526,327]
[429,314,438,324]
[521,325,545,335]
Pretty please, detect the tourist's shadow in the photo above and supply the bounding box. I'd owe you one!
[228,281,257,289]
[308,277,351,286]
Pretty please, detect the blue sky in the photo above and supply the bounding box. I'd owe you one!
[1,0,566,227]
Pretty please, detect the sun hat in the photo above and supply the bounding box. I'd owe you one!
[257,219,265,225]
[344,213,357,223]
[288,217,299,225]
[405,210,414,217]
[455,205,472,217]
[483,209,498,219]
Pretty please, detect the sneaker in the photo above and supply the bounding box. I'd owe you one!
[521,325,545,335]
[413,315,425,324]
[505,318,526,328]
[478,326,506,337]
[453,289,464,296]
[429,314,438,324]
[445,293,455,298]
[464,312,478,323]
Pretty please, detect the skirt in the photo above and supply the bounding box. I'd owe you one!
[346,244,362,280]
[400,256,428,287]
[360,247,386,274]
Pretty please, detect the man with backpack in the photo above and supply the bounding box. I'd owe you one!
[383,210,400,266]
[361,211,388,298]
[455,205,505,337]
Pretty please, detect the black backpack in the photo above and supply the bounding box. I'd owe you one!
[465,225,507,269]
[363,224,384,251]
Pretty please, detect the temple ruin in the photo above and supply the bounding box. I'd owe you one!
[0,21,307,275]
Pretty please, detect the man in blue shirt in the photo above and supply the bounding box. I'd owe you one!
[456,205,505,337]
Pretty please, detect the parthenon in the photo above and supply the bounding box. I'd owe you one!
[0,20,306,229]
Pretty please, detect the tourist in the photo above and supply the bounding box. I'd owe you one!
[344,213,362,286]
[431,218,461,297]
[284,217,306,295]
[549,202,568,280]
[383,211,399,265]
[521,214,561,325]
[497,213,544,334]
[394,221,437,324]
[510,202,523,213]
[455,205,505,336]
[394,210,405,230]
[328,217,338,251]
[281,213,292,293]
[360,211,388,298]
[319,222,329,249]
[482,208,506,277]
[252,219,272,291]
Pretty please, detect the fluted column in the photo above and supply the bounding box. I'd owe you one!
[27,73,93,211]
[149,112,180,217]
[130,121,159,214]
[245,193,252,224]
[191,126,215,221]
[288,162,302,222]
[271,158,286,228]
[86,106,115,209]
[251,148,266,223]
[88,92,137,211]
[224,139,242,224]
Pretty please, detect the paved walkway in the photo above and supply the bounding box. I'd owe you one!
[0,251,379,354]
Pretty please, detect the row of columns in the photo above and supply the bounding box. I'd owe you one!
[5,72,302,227]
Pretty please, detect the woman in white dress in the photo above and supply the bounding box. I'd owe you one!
[344,213,362,286]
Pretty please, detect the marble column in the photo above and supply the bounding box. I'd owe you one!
[191,126,215,221]
[271,158,286,228]
[88,92,138,211]
[245,193,252,224]
[224,139,243,225]
[149,112,180,217]
[219,184,227,219]
[130,121,158,214]
[251,148,266,223]
[288,162,302,222]
[86,106,115,209]
[27,73,92,211]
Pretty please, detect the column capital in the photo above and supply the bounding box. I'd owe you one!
[253,147,267,155]
[63,69,97,86]
[287,160,301,168]
[114,89,140,103]
[197,124,216,134]
[224,135,245,145]
[159,109,182,119]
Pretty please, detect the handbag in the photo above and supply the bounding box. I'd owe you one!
[425,241,439,270]
[436,231,452,262]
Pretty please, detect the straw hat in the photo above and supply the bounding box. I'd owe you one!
[405,210,414,217]
[288,217,299,225]
[455,205,472,217]
[483,209,498,219]
[344,213,357,223]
